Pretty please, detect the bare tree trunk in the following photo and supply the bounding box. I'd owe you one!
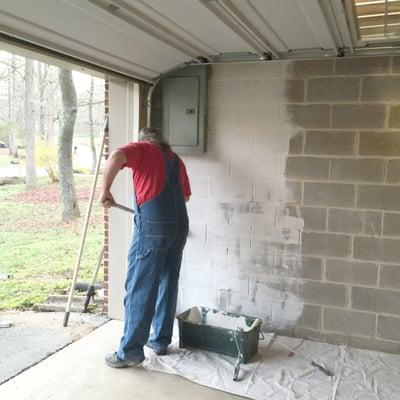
[48,79,59,141]
[88,77,96,174]
[25,58,36,189]
[38,63,48,140]
[8,55,18,157]
[48,97,56,141]
[58,68,79,221]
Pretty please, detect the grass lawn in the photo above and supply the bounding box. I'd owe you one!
[0,175,104,309]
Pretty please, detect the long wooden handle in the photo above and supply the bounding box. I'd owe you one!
[63,116,108,327]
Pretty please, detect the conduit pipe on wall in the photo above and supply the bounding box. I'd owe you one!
[146,78,159,127]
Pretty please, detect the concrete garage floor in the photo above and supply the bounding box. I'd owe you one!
[0,311,109,384]
[0,320,242,400]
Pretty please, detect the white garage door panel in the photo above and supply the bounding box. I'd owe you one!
[224,0,289,52]
[250,0,335,50]
[131,0,252,54]
[65,0,191,61]
[295,0,337,49]
[0,0,189,80]
[0,0,378,80]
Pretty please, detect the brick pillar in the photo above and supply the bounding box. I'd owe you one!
[102,81,147,315]
[103,80,109,314]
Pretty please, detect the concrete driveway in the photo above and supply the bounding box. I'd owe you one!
[0,311,108,384]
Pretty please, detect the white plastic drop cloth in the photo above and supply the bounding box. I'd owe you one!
[143,332,400,400]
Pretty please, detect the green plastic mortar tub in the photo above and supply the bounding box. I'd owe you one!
[176,306,263,364]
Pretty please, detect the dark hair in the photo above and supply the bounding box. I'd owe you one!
[139,127,170,152]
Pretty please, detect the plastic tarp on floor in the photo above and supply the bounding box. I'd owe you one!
[143,333,400,400]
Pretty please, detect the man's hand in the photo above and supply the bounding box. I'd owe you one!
[99,189,116,209]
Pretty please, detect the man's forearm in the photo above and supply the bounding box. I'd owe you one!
[102,150,127,191]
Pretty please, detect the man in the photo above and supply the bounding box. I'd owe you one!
[99,127,190,368]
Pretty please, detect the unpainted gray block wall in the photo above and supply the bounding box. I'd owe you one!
[154,56,400,353]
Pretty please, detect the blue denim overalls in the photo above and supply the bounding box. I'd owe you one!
[117,151,189,362]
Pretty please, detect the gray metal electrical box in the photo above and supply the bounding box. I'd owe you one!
[162,65,208,154]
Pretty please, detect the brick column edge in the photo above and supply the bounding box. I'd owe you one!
[103,80,109,314]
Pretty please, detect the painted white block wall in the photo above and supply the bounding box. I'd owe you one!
[178,62,305,332]
[114,56,400,353]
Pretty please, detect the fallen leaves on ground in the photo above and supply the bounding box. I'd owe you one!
[9,185,101,203]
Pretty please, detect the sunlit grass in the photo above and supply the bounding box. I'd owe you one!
[0,175,104,309]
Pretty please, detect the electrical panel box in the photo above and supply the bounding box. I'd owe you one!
[162,65,208,154]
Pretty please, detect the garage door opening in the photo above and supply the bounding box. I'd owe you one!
[0,45,110,384]
[0,48,107,310]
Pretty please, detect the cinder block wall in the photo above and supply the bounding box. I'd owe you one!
[157,56,400,353]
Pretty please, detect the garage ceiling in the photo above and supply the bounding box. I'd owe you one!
[0,0,399,82]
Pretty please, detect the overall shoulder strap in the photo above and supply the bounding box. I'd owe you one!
[162,151,179,184]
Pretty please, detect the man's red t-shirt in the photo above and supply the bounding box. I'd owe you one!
[118,141,191,206]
